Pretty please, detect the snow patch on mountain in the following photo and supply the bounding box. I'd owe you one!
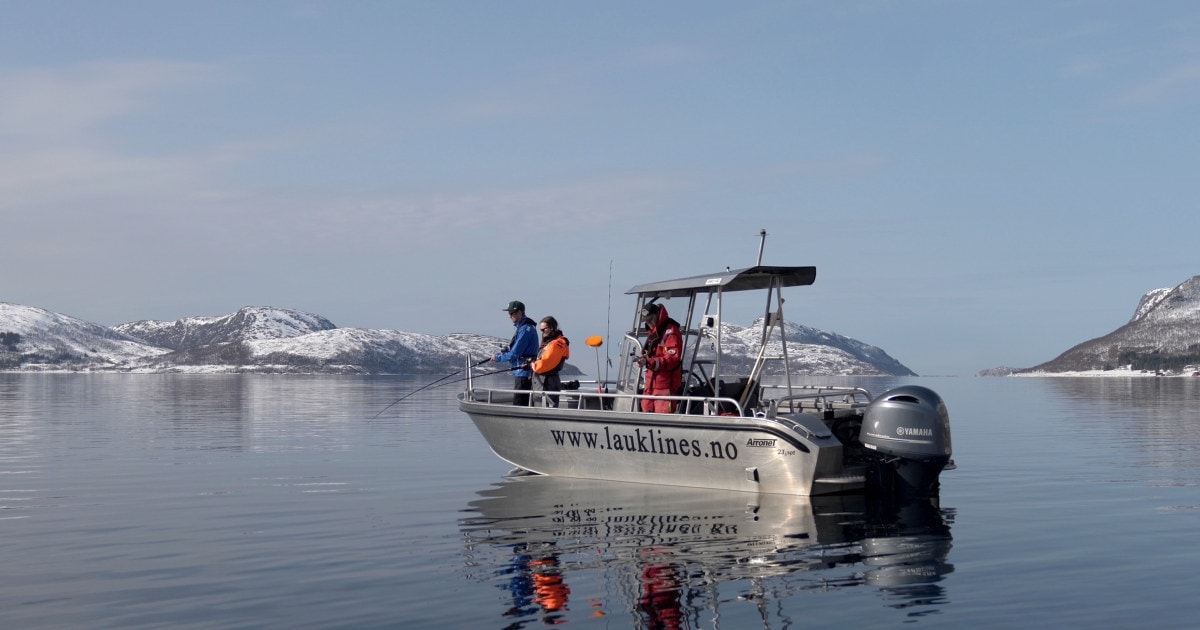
[1137,276,1200,325]
[694,318,916,376]
[1131,287,1172,323]
[0,302,168,369]
[241,328,512,374]
[115,306,336,350]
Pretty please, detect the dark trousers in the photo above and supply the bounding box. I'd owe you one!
[537,373,562,408]
[513,376,533,406]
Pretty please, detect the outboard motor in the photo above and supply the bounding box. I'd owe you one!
[860,385,952,497]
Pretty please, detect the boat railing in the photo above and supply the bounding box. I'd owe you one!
[764,386,873,418]
[464,355,872,419]
[463,355,749,415]
[469,385,749,417]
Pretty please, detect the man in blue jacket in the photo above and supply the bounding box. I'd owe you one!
[494,300,538,405]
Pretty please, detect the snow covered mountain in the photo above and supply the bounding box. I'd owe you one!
[113,307,337,350]
[0,302,168,370]
[703,318,916,376]
[0,303,513,374]
[1019,275,1200,374]
[1,303,915,375]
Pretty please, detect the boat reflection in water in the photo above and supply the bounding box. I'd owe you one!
[459,474,954,627]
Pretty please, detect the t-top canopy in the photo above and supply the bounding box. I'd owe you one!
[625,265,817,299]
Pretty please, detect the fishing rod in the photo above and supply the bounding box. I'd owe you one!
[605,259,613,384]
[371,330,611,418]
[368,357,496,420]
[431,363,528,387]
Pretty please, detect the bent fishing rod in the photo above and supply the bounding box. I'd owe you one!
[368,359,524,420]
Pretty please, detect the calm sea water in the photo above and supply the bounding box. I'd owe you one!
[2,373,1199,628]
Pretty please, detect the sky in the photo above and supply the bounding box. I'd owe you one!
[2,1,1198,377]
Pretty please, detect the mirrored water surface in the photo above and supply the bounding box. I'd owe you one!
[1,374,1199,628]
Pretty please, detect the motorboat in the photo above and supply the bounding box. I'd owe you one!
[459,239,954,498]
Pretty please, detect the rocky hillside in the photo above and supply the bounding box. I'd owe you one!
[1019,275,1200,374]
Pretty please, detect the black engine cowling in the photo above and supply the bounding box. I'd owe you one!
[860,385,953,497]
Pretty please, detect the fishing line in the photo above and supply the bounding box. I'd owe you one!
[436,364,524,387]
[368,357,494,420]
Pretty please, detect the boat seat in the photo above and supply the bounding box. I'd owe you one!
[822,408,861,420]
[718,378,760,413]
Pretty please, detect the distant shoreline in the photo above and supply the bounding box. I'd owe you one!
[1010,367,1199,378]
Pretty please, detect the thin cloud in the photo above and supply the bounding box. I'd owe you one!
[0,60,225,140]
[290,173,695,248]
[444,43,705,123]
[0,56,694,256]
[445,96,553,122]
[1108,61,1200,107]
[0,60,236,206]
[765,153,891,180]
[1060,57,1108,77]
[607,43,707,69]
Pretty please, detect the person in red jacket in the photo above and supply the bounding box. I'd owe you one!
[636,303,683,413]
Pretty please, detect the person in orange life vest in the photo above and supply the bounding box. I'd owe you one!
[530,316,570,408]
[635,303,683,413]
[530,556,570,618]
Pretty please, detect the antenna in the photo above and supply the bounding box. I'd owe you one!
[755,228,768,265]
[605,259,613,383]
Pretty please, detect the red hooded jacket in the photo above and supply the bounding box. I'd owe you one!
[642,305,682,395]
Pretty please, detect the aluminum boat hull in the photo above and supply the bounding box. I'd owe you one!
[459,396,866,496]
